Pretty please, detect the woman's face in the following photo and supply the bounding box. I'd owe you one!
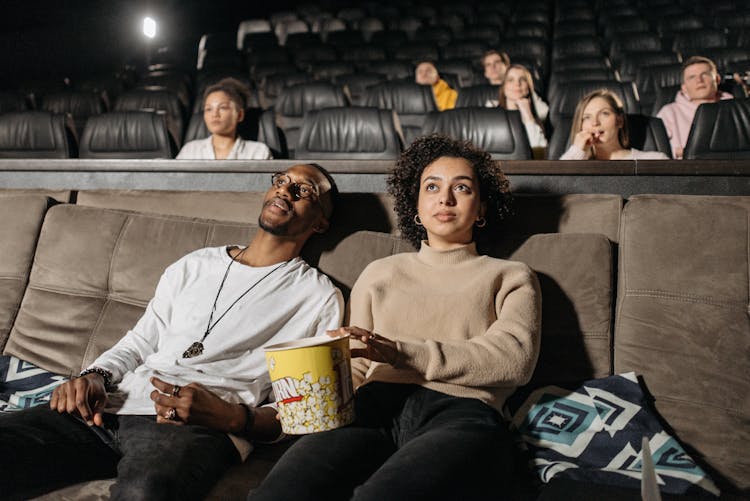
[503,68,530,101]
[580,97,622,146]
[203,91,243,137]
[417,156,485,250]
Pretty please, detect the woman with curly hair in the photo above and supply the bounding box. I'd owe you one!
[251,134,541,501]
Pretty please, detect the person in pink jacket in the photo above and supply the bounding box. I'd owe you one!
[656,56,734,159]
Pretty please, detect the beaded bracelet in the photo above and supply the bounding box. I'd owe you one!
[79,367,114,392]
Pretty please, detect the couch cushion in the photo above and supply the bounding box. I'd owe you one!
[4,206,258,375]
[615,195,750,493]
[0,195,51,351]
[501,233,614,387]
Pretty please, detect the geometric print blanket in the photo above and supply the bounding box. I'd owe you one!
[0,355,68,412]
[508,372,720,497]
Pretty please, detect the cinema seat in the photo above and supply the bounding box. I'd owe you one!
[0,111,77,158]
[684,98,750,160]
[295,107,401,160]
[420,108,533,159]
[363,82,437,146]
[79,111,176,159]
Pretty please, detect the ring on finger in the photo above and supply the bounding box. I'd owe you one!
[165,407,177,420]
[171,385,181,397]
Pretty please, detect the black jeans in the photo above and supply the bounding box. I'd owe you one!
[250,382,514,501]
[0,406,239,501]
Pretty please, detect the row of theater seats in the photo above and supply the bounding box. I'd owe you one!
[2,96,748,160]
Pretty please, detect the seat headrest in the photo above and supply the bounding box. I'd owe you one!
[421,108,532,159]
[0,111,75,158]
[114,89,182,117]
[363,82,437,114]
[684,98,750,159]
[42,91,105,116]
[79,111,174,159]
[275,83,347,117]
[455,84,500,108]
[296,107,401,160]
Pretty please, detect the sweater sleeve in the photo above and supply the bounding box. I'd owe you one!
[345,271,375,388]
[524,121,548,149]
[559,144,588,160]
[395,266,542,388]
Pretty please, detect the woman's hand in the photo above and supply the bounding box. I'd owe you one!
[514,97,535,123]
[572,128,600,152]
[327,326,399,366]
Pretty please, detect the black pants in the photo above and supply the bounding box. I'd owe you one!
[0,406,239,501]
[250,382,515,501]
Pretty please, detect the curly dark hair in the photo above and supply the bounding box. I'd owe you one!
[388,134,512,249]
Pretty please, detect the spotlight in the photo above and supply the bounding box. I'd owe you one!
[143,17,157,39]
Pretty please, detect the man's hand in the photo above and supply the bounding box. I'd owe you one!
[50,373,107,426]
[150,377,244,432]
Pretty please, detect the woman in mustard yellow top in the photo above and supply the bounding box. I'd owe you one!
[415,61,458,111]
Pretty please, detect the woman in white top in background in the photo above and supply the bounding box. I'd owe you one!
[177,78,272,160]
[560,89,669,160]
[488,65,549,150]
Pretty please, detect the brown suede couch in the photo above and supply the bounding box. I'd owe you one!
[0,189,747,499]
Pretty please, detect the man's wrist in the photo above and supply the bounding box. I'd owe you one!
[240,404,255,436]
[79,367,114,391]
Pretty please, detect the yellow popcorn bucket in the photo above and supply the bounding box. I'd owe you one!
[264,335,355,434]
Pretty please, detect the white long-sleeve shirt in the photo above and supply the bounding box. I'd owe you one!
[176,136,272,159]
[91,246,343,416]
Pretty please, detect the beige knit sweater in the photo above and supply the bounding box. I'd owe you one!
[347,241,542,412]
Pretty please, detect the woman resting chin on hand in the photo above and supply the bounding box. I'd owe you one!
[250,134,542,501]
[560,89,669,160]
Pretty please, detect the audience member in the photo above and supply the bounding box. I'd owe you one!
[561,89,669,160]
[656,56,733,159]
[0,163,343,500]
[177,78,272,160]
[481,50,511,85]
[486,64,549,149]
[250,134,541,501]
[415,61,457,111]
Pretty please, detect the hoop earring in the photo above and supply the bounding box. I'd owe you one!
[414,215,423,226]
[475,217,486,228]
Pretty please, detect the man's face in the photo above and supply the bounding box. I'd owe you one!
[258,164,332,239]
[682,63,720,102]
[415,63,439,86]
[483,54,508,85]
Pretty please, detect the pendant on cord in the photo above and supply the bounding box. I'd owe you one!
[182,342,204,358]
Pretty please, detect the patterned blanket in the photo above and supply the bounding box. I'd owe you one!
[0,355,68,412]
[508,372,720,496]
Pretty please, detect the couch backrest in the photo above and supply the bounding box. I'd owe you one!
[0,195,51,350]
[615,194,750,492]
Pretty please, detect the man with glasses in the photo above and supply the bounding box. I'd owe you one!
[656,56,734,159]
[0,164,343,500]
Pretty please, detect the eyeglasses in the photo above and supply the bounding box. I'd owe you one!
[271,172,319,201]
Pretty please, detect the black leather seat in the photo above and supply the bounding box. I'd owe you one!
[609,33,663,64]
[274,82,348,158]
[413,25,453,46]
[363,82,437,146]
[684,98,750,159]
[457,24,501,45]
[364,61,413,81]
[295,107,401,160]
[440,41,487,60]
[651,84,681,116]
[549,81,639,127]
[672,29,728,54]
[293,45,338,70]
[242,32,279,51]
[437,60,479,88]
[602,16,649,41]
[334,73,387,106]
[183,107,282,157]
[553,21,597,39]
[311,62,355,82]
[0,111,77,158]
[258,72,313,109]
[547,113,672,160]
[41,91,106,139]
[0,92,28,113]
[339,46,387,69]
[635,63,683,114]
[552,35,603,61]
[138,71,192,111]
[79,111,175,159]
[616,52,680,83]
[420,108,533,160]
[325,30,364,47]
[114,89,184,148]
[455,84,500,108]
[547,69,617,103]
[369,30,409,49]
[390,43,440,63]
